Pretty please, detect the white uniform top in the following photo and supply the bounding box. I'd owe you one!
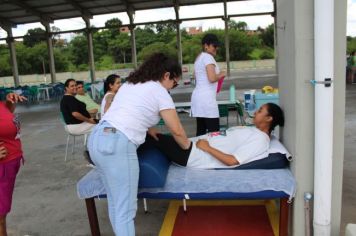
[102,81,175,145]
[100,92,115,116]
[187,127,270,169]
[190,52,220,118]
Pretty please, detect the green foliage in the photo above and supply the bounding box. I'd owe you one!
[259,24,274,48]
[347,36,356,54]
[23,28,47,47]
[137,42,176,61]
[0,19,280,77]
[229,20,248,31]
[96,55,115,70]
[249,47,275,60]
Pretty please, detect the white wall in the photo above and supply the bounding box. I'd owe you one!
[277,0,346,235]
[331,1,347,235]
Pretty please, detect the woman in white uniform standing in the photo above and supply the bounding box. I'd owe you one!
[87,53,191,235]
[191,33,225,136]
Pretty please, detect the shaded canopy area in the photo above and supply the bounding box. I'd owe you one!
[0,0,274,86]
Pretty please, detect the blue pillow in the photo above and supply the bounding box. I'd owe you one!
[137,146,170,188]
[234,153,290,170]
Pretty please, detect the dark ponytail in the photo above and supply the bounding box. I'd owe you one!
[266,103,285,133]
[104,74,120,94]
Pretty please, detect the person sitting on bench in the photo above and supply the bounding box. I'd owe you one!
[140,103,284,169]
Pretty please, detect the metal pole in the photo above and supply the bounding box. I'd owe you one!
[43,22,56,83]
[174,2,183,66]
[127,10,137,68]
[304,192,313,236]
[84,17,96,83]
[223,0,230,77]
[5,27,20,87]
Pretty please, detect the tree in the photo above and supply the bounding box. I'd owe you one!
[68,34,88,67]
[228,20,248,31]
[260,23,274,48]
[23,28,47,47]
[105,18,122,38]
[137,42,176,61]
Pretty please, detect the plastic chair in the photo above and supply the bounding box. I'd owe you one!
[218,104,229,129]
[60,113,88,161]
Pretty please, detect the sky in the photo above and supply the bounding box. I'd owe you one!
[0,0,355,40]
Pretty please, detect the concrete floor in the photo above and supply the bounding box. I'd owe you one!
[5,84,356,235]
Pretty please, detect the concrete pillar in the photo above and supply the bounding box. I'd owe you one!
[84,18,96,82]
[4,27,20,86]
[272,0,278,73]
[174,4,183,66]
[129,25,137,68]
[127,9,137,69]
[43,23,56,83]
[223,1,231,77]
[176,22,183,66]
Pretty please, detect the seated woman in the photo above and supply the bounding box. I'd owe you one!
[101,74,121,116]
[141,103,284,169]
[60,79,97,135]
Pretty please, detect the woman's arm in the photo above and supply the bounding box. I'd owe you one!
[104,93,115,113]
[0,142,7,160]
[206,64,225,83]
[72,112,96,124]
[196,139,239,166]
[160,109,191,150]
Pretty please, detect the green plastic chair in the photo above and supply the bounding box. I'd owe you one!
[218,104,229,129]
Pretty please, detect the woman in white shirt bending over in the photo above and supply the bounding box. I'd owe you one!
[87,53,191,236]
[101,74,121,116]
[191,33,226,136]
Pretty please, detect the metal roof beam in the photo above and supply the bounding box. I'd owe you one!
[63,0,92,19]
[0,17,16,28]
[9,0,53,23]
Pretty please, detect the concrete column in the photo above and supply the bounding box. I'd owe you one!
[272,0,278,73]
[4,27,20,86]
[223,1,230,77]
[176,22,183,66]
[43,23,56,83]
[129,25,137,68]
[84,18,96,82]
[174,4,183,66]
[127,9,137,69]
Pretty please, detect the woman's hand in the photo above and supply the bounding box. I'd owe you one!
[147,127,160,141]
[6,93,27,104]
[0,142,8,160]
[196,139,211,152]
[5,93,27,112]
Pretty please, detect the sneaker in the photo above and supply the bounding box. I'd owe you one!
[83,150,95,166]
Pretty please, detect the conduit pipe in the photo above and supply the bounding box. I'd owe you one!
[313,0,334,235]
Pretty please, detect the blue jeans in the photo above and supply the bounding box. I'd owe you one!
[87,121,139,236]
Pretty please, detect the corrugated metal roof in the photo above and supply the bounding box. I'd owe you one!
[0,0,253,27]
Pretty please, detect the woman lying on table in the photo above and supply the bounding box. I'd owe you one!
[141,103,284,169]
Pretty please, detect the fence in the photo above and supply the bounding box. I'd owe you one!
[0,59,275,87]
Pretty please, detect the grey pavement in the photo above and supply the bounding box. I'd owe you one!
[5,76,355,236]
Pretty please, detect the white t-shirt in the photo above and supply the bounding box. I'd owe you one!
[190,52,220,118]
[100,92,115,116]
[187,126,270,169]
[102,81,175,145]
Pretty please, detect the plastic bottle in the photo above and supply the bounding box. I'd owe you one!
[229,84,236,102]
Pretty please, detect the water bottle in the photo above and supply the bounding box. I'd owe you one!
[229,84,236,102]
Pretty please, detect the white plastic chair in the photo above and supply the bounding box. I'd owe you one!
[60,113,88,161]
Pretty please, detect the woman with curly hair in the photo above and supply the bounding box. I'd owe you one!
[87,53,190,235]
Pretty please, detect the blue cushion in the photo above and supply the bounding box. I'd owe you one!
[137,146,170,188]
[234,153,290,170]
